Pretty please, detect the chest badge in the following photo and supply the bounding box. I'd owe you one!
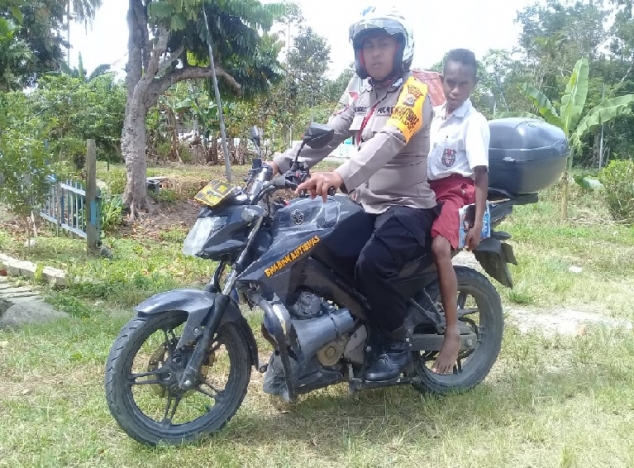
[403,94,416,107]
[442,148,457,167]
[291,209,304,225]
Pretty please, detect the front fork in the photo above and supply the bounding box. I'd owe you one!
[178,217,264,391]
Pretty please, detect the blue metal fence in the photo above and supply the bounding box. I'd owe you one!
[40,179,101,240]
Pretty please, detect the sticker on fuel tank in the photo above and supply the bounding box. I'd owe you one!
[264,235,321,277]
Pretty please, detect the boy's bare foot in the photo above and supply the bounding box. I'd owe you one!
[431,326,461,374]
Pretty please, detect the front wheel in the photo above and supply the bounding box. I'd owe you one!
[411,266,504,395]
[104,311,251,446]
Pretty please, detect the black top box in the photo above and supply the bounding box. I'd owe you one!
[487,118,569,198]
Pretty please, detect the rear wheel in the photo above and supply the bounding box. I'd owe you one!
[411,266,504,395]
[104,311,251,446]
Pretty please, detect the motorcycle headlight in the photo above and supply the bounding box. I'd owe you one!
[182,216,227,256]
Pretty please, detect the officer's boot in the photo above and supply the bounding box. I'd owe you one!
[364,325,412,382]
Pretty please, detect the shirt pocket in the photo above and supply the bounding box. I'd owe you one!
[369,160,423,196]
[441,128,465,152]
[357,113,386,142]
[349,114,365,132]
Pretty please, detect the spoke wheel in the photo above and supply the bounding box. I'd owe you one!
[105,311,251,446]
[411,266,504,395]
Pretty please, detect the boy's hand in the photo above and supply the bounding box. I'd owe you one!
[465,221,482,251]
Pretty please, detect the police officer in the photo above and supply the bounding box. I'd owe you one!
[268,7,437,382]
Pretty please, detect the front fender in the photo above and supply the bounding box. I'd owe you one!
[473,236,516,288]
[135,289,260,369]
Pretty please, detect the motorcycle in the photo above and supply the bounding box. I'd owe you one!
[104,123,539,446]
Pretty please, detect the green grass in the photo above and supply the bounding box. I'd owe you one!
[1,315,634,467]
[1,167,634,466]
[0,231,212,311]
[493,184,634,318]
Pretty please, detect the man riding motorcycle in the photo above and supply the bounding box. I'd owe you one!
[268,6,438,382]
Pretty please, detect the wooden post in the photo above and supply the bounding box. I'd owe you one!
[55,182,61,236]
[85,140,99,254]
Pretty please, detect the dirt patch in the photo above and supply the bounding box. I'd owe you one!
[506,306,633,337]
[118,199,202,241]
[453,252,633,336]
[0,206,23,236]
[121,185,300,241]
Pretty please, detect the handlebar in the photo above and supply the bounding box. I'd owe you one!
[279,162,336,198]
[246,162,337,204]
[282,176,336,198]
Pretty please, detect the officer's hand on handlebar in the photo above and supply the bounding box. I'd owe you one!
[296,172,343,203]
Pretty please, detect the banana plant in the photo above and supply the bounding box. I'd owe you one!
[497,57,634,219]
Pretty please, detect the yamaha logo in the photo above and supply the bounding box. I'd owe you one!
[291,209,304,225]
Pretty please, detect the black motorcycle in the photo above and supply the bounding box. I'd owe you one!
[104,123,546,446]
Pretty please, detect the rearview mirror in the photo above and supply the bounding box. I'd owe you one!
[302,123,334,150]
[250,126,261,147]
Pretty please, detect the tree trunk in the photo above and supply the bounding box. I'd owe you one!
[561,172,569,220]
[591,128,601,167]
[122,0,149,215]
[560,151,573,221]
[121,1,241,217]
[122,96,150,213]
[208,135,218,164]
[238,138,248,165]
[161,102,183,163]
[228,137,236,164]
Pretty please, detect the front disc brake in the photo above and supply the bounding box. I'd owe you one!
[146,344,170,397]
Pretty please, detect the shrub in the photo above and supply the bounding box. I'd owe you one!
[149,188,177,204]
[0,93,55,238]
[100,194,124,232]
[99,170,126,195]
[598,159,634,225]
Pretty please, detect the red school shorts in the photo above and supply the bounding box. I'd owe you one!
[430,174,475,250]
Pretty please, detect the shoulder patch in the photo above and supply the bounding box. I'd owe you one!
[386,77,429,142]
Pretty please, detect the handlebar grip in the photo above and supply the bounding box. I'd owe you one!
[297,188,334,199]
[271,175,287,188]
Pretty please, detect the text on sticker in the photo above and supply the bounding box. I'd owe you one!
[264,235,321,277]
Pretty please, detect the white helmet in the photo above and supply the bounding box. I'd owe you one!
[349,5,414,80]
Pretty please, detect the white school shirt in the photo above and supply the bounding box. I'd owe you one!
[427,99,490,181]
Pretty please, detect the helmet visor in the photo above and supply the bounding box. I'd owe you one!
[350,18,406,46]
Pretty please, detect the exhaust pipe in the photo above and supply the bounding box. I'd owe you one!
[290,309,355,363]
[248,291,355,363]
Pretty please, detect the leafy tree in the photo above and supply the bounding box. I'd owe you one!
[121,0,287,215]
[0,0,102,88]
[286,26,331,109]
[609,0,633,19]
[0,0,25,37]
[249,26,337,152]
[0,92,55,240]
[0,12,32,90]
[66,0,101,24]
[323,64,355,104]
[474,0,634,167]
[515,0,609,99]
[29,72,126,164]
